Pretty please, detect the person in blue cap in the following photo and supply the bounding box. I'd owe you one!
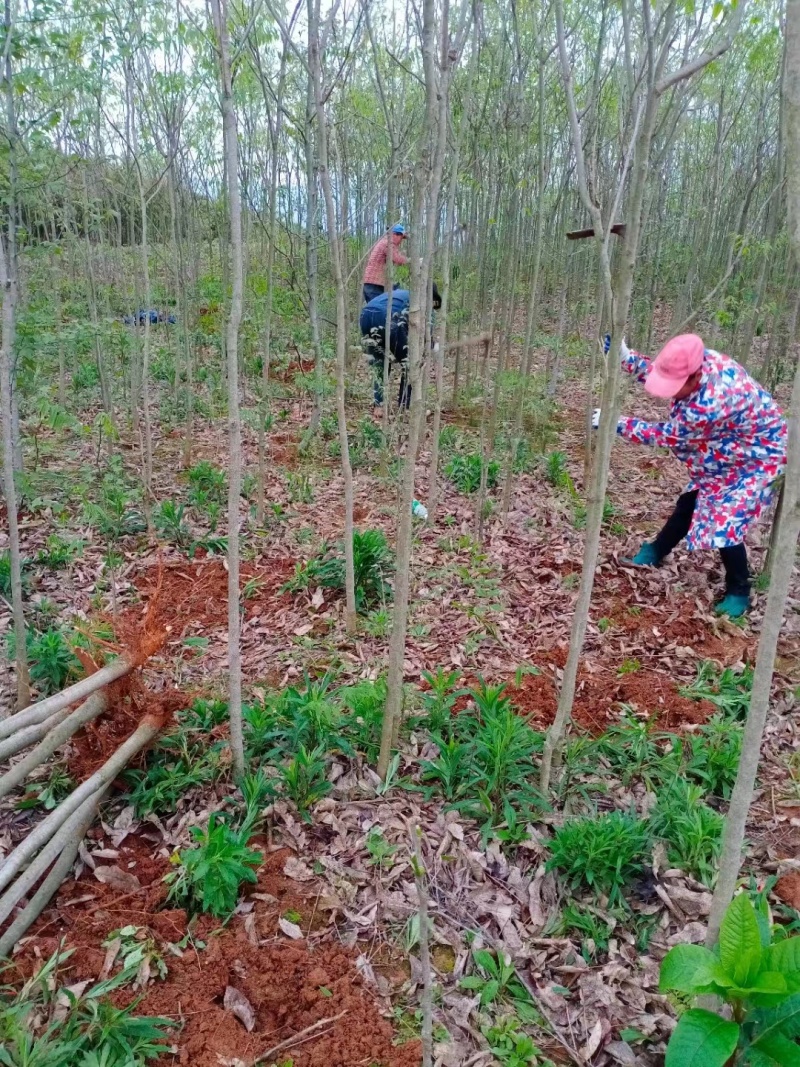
[362,224,409,303]
[360,283,441,414]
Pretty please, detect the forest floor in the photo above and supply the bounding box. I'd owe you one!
[2,322,800,1066]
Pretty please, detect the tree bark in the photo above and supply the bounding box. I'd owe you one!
[706,0,800,946]
[210,0,246,780]
[308,0,357,630]
[0,231,28,711]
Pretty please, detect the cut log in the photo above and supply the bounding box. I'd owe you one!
[0,691,109,801]
[0,655,133,742]
[0,790,101,958]
[0,716,161,895]
[0,707,74,763]
[566,223,626,240]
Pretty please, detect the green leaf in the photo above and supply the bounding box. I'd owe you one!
[720,894,763,986]
[751,993,800,1044]
[660,945,733,994]
[728,972,788,998]
[665,1010,739,1067]
[748,1034,800,1066]
[480,979,500,1005]
[764,938,800,978]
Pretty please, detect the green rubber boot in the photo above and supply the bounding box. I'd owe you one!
[624,542,661,567]
[715,594,750,619]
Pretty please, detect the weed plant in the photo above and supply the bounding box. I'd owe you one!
[547,810,651,904]
[650,779,723,885]
[165,771,270,917]
[0,947,173,1066]
[283,529,393,612]
[445,452,500,494]
[681,660,754,719]
[124,699,228,817]
[419,680,547,843]
[7,626,82,695]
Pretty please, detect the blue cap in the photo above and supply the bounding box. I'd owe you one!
[391,224,406,236]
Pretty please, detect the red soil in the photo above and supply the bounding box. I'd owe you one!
[12,843,420,1067]
[505,645,715,734]
[132,556,295,639]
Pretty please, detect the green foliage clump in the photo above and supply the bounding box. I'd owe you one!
[445,452,500,494]
[420,680,547,844]
[35,534,83,570]
[165,773,270,918]
[124,699,229,817]
[650,779,724,885]
[7,627,82,696]
[547,810,651,905]
[544,450,571,489]
[683,715,743,799]
[0,947,174,1066]
[681,660,754,719]
[283,529,393,613]
[165,813,262,918]
[153,499,191,548]
[187,460,227,504]
[660,893,800,1066]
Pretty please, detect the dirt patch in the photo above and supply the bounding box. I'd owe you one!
[505,647,715,734]
[66,674,187,780]
[12,842,419,1067]
[131,557,295,640]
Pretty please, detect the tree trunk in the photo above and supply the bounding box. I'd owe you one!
[211,0,246,781]
[308,0,357,631]
[0,231,29,711]
[706,0,800,946]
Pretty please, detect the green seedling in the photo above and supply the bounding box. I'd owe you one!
[165,813,261,918]
[101,926,168,988]
[459,949,538,1022]
[18,764,73,812]
[547,810,651,905]
[660,893,800,1066]
[445,452,500,494]
[365,827,399,869]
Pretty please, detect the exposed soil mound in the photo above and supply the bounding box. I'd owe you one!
[14,842,419,1067]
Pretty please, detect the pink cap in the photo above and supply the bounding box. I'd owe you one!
[645,334,705,398]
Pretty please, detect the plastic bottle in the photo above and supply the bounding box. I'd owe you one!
[412,499,428,520]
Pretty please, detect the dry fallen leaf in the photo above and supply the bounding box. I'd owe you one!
[224,986,256,1032]
[278,917,303,940]
[283,855,315,882]
[93,866,141,893]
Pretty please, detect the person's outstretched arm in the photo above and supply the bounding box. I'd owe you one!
[392,244,409,266]
[617,398,716,448]
[606,335,652,383]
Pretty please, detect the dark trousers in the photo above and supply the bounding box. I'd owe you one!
[363,283,385,304]
[653,490,750,597]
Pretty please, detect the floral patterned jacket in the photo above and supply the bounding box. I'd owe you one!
[618,347,787,550]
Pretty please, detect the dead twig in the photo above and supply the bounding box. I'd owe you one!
[252,1010,349,1065]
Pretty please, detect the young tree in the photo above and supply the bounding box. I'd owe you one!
[307,0,357,630]
[0,231,28,712]
[541,0,748,793]
[705,0,800,946]
[209,0,245,780]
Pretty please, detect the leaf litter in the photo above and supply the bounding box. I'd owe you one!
[2,332,800,1066]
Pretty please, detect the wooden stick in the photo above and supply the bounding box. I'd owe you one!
[0,655,133,742]
[0,716,161,895]
[0,785,105,928]
[0,706,73,763]
[253,1010,348,1065]
[566,222,626,240]
[444,331,492,352]
[0,787,106,957]
[0,691,109,800]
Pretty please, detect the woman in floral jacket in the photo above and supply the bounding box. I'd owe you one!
[595,333,787,617]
